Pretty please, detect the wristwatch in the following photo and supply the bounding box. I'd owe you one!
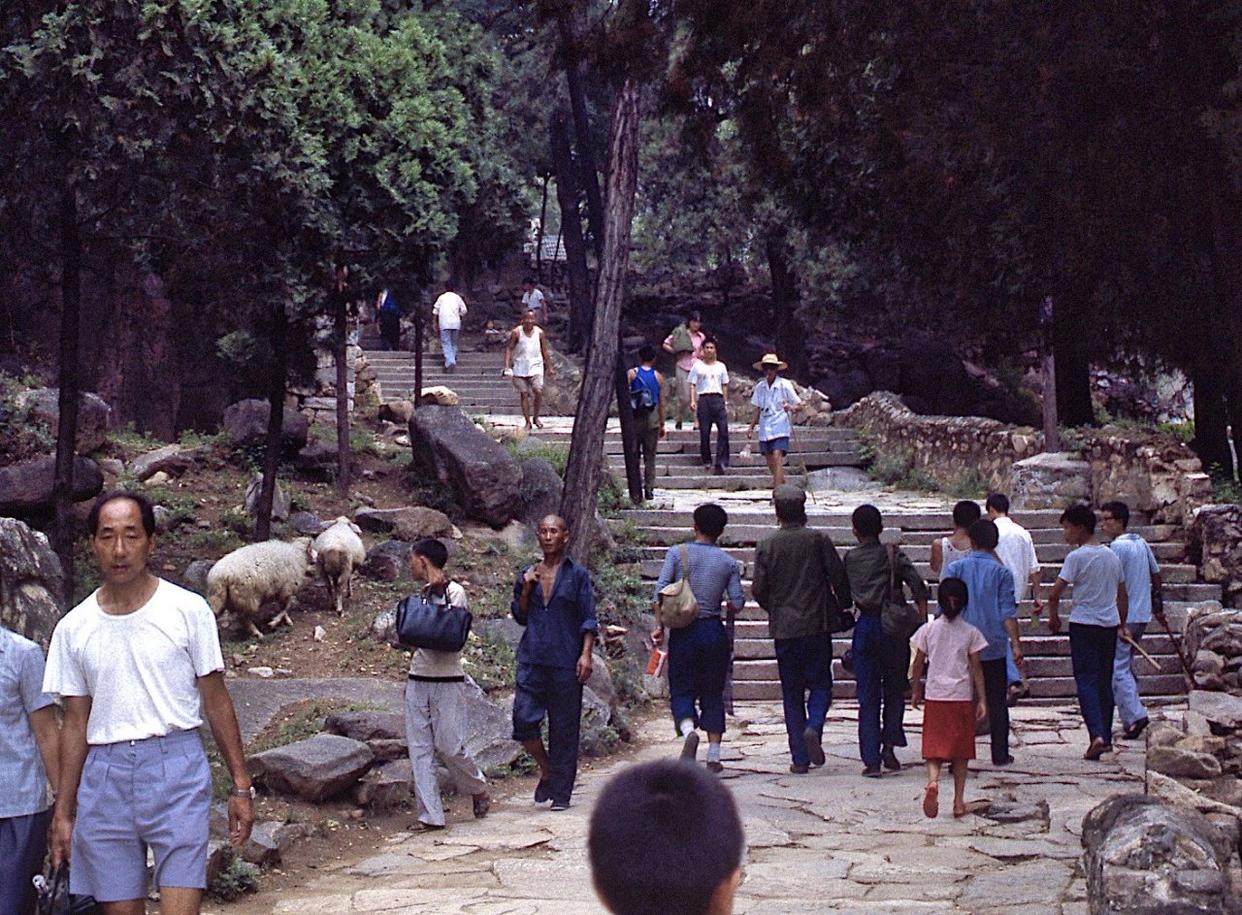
[230,785,256,799]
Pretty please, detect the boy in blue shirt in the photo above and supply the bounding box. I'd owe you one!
[628,345,666,501]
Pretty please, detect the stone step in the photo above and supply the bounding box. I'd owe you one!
[603,440,858,457]
[731,674,1188,702]
[539,428,862,444]
[634,541,1187,565]
[731,627,1183,654]
[622,508,1076,530]
[647,474,808,490]
[616,455,865,476]
[730,652,1184,681]
[635,557,1199,584]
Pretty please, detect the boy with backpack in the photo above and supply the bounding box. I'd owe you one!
[628,345,667,501]
[404,538,490,829]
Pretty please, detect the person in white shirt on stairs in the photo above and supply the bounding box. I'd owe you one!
[986,493,1040,703]
[746,353,801,487]
[688,338,731,475]
[431,280,468,372]
[505,309,555,430]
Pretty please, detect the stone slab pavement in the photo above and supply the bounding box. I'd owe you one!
[216,699,1154,914]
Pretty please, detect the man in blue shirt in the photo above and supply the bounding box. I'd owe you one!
[944,519,1023,766]
[1101,501,1163,741]
[0,625,60,915]
[627,345,666,501]
[511,515,598,810]
[651,503,745,772]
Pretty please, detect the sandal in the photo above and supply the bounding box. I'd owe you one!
[922,783,940,819]
[953,799,992,818]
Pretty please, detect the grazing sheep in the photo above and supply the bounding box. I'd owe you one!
[312,516,367,617]
[206,538,317,639]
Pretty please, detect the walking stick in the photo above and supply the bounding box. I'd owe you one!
[1119,629,1160,671]
[1156,609,1194,681]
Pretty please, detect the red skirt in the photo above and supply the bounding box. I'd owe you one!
[921,700,977,761]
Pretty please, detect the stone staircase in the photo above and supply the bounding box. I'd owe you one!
[365,340,539,415]
[618,504,1217,704]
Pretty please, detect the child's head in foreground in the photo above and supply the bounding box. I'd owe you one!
[588,760,745,915]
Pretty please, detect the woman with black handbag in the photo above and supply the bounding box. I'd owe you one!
[401,539,490,830]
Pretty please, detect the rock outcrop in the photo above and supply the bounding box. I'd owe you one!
[516,458,563,528]
[0,518,64,647]
[247,734,375,802]
[223,399,309,452]
[409,406,522,528]
[15,388,112,453]
[0,454,103,517]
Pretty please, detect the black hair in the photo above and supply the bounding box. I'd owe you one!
[687,309,703,323]
[967,518,1000,551]
[952,500,982,530]
[1100,500,1130,527]
[774,498,807,526]
[701,334,718,348]
[693,503,728,539]
[938,577,969,620]
[411,538,448,569]
[638,344,657,364]
[852,504,883,539]
[589,760,743,915]
[1060,503,1097,534]
[985,492,1010,514]
[523,276,535,285]
[87,489,157,537]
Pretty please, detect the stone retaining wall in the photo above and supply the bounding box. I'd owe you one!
[834,392,1212,525]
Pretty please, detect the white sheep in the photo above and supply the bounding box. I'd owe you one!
[312,516,367,617]
[206,538,317,639]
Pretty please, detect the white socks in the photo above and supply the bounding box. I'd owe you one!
[679,719,695,737]
[706,742,721,763]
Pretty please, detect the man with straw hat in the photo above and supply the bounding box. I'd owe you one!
[747,353,802,487]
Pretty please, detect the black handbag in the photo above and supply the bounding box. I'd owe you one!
[34,864,100,915]
[880,544,922,642]
[394,588,472,652]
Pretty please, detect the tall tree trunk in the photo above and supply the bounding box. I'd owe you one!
[254,303,288,542]
[562,79,641,563]
[551,110,592,355]
[765,228,806,378]
[413,306,424,412]
[334,289,351,495]
[1051,302,1094,428]
[52,183,81,601]
[1192,368,1234,479]
[536,174,549,284]
[556,9,604,261]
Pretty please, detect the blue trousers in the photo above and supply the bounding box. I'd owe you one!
[0,808,50,915]
[696,394,730,470]
[775,632,834,767]
[1006,645,1022,686]
[512,663,582,805]
[1112,622,1148,729]
[668,617,729,734]
[440,328,459,367]
[1069,622,1118,743]
[852,613,909,767]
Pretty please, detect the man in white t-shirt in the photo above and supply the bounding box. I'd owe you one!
[432,281,468,372]
[504,309,555,430]
[746,353,801,486]
[521,277,548,325]
[1043,504,1128,762]
[688,338,731,474]
[44,491,254,912]
[986,493,1041,700]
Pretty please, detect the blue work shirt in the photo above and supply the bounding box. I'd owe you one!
[1109,533,1160,624]
[511,558,598,670]
[654,541,745,619]
[944,551,1017,662]
[0,626,56,818]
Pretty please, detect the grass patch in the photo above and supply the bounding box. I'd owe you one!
[208,851,260,901]
[463,626,517,691]
[187,528,245,554]
[944,469,988,500]
[505,440,569,478]
[596,477,626,518]
[145,485,200,525]
[404,463,461,517]
[1211,476,1241,506]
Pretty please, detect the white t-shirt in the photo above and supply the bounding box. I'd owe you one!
[408,582,468,679]
[512,326,545,377]
[522,289,546,319]
[910,615,989,701]
[994,516,1039,600]
[433,292,468,330]
[751,377,799,441]
[43,579,225,745]
[1058,544,1124,627]
[688,360,729,396]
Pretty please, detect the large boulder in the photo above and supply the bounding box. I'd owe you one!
[459,677,522,772]
[131,444,198,482]
[15,388,111,453]
[517,458,563,528]
[1189,504,1242,608]
[182,559,216,596]
[1082,794,1237,914]
[246,733,374,802]
[0,454,103,516]
[1010,452,1092,510]
[362,540,412,582]
[222,399,309,452]
[409,406,522,528]
[0,518,64,647]
[243,473,290,521]
[350,760,412,810]
[324,711,404,743]
[354,506,453,541]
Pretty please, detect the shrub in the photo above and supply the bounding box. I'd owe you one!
[208,852,259,902]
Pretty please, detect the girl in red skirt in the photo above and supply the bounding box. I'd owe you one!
[910,577,990,818]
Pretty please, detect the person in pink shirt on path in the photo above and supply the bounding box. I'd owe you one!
[910,577,991,819]
[661,310,705,430]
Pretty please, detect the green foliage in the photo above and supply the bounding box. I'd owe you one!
[188,528,244,554]
[221,509,253,538]
[944,470,988,500]
[0,376,54,462]
[208,852,259,902]
[404,464,461,518]
[463,627,516,691]
[145,487,199,526]
[249,701,373,755]
[867,445,915,486]
[1211,476,1242,506]
[505,440,569,478]
[596,477,625,519]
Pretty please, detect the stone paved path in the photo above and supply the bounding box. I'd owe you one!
[219,699,1153,914]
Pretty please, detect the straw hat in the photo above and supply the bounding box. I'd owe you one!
[753,353,788,371]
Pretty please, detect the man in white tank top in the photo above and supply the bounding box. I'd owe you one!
[504,309,555,429]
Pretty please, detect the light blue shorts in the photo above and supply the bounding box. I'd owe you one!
[759,436,790,456]
[71,729,211,901]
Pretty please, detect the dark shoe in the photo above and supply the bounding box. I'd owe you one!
[644,489,654,500]
[1122,717,1149,741]
[472,792,491,818]
[712,466,724,476]
[881,747,902,771]
[675,420,683,430]
[1007,683,1029,707]
[534,778,552,803]
[993,755,1015,767]
[414,821,446,831]
[862,765,883,778]
[789,763,810,774]
[803,727,826,768]
[1084,738,1108,761]
[705,760,723,773]
[680,731,700,762]
[550,800,570,811]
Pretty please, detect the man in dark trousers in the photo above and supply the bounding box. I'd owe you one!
[511,515,598,810]
[844,504,929,777]
[627,345,666,501]
[752,485,850,773]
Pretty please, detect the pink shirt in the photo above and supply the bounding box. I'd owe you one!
[910,615,988,701]
[664,330,706,372]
